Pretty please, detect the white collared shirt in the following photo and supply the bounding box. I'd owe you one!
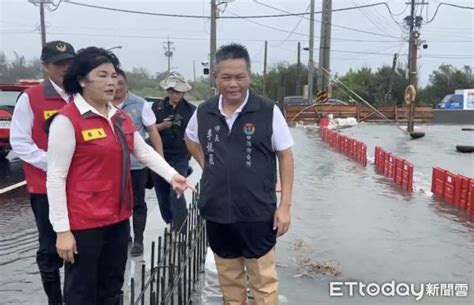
[10,79,68,171]
[47,94,177,232]
[185,90,294,151]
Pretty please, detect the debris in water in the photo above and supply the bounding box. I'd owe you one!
[293,257,341,278]
[292,240,312,253]
[291,240,341,278]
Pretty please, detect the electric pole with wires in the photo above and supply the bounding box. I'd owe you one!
[163,37,175,74]
[405,0,427,134]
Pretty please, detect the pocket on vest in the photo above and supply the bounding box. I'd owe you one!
[73,180,115,222]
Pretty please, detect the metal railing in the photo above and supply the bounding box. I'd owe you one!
[129,186,207,305]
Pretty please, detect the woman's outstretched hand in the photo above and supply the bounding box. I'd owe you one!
[171,173,196,198]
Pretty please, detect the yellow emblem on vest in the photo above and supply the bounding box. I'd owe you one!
[81,128,107,141]
[43,110,59,120]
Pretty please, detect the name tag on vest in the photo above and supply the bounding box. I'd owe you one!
[81,128,107,141]
[43,110,59,120]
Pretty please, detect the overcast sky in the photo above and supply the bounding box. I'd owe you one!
[1,0,473,86]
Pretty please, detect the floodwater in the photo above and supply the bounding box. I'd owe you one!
[0,123,473,305]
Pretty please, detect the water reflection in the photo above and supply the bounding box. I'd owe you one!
[0,125,473,304]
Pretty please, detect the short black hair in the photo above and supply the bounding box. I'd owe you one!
[116,68,127,82]
[215,43,251,72]
[63,47,120,95]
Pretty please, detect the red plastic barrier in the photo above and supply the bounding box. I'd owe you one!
[359,143,367,167]
[469,182,474,216]
[330,131,337,147]
[383,153,395,179]
[393,157,404,186]
[443,172,456,205]
[350,140,358,159]
[375,146,385,172]
[401,161,414,192]
[346,138,353,156]
[320,129,367,167]
[320,117,329,128]
[338,135,344,152]
[455,175,471,209]
[431,167,447,197]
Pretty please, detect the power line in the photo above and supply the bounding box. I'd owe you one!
[64,0,411,21]
[351,0,395,35]
[426,2,474,23]
[276,3,311,46]
[252,1,403,39]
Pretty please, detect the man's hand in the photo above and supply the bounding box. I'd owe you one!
[157,118,172,131]
[273,203,291,237]
[56,231,77,263]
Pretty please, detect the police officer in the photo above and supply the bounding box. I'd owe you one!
[185,43,294,305]
[112,68,163,256]
[10,40,76,305]
[151,72,195,232]
[46,47,193,305]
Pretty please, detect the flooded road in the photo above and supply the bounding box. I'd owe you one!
[0,124,473,304]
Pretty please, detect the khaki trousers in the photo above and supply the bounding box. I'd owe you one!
[214,249,279,305]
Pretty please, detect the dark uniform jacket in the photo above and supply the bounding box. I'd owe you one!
[196,90,277,224]
[152,97,195,162]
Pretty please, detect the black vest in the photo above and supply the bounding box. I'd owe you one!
[152,97,195,162]
[197,90,277,224]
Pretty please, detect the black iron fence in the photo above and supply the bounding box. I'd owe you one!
[129,186,207,305]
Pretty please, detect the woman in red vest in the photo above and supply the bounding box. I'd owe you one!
[46,47,193,305]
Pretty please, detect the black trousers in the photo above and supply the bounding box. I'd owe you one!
[152,159,189,233]
[30,194,63,304]
[206,218,277,259]
[64,220,128,305]
[131,168,148,243]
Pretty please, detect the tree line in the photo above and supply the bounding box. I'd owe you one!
[1,51,472,106]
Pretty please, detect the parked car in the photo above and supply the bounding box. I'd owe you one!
[283,96,310,106]
[0,82,38,159]
[144,96,164,104]
[327,98,349,105]
[436,89,474,110]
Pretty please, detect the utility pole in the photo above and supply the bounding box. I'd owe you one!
[296,42,301,96]
[406,0,426,132]
[307,0,315,103]
[163,37,175,74]
[39,1,46,47]
[318,0,332,92]
[386,53,398,104]
[263,40,268,95]
[210,0,217,88]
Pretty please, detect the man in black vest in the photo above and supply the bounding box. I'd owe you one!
[151,72,195,233]
[185,43,294,305]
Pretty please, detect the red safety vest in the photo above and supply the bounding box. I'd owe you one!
[60,101,136,230]
[22,81,67,194]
